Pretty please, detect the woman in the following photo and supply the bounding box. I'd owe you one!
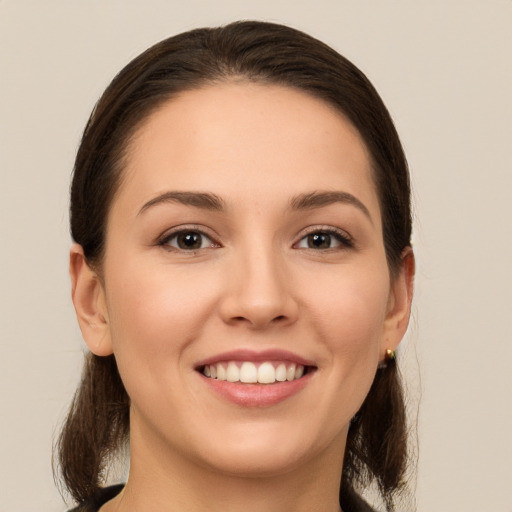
[57,21,415,512]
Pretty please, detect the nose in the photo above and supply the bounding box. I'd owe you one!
[218,244,299,329]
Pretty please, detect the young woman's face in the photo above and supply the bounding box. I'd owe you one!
[94,82,408,477]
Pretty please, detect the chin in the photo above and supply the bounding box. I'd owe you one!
[201,443,310,478]
[186,418,348,479]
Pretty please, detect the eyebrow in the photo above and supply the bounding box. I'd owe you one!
[290,191,372,222]
[138,189,372,222]
[138,191,225,215]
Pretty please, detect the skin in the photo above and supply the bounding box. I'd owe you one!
[70,82,414,512]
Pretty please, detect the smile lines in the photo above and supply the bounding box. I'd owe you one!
[202,361,306,384]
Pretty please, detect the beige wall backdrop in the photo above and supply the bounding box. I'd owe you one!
[1,1,511,511]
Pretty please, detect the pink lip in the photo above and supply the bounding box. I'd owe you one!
[195,349,316,368]
[195,349,317,408]
[200,371,314,408]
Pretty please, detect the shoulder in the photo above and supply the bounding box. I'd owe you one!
[68,484,125,512]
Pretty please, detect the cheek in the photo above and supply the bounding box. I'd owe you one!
[289,264,391,442]
[102,260,222,429]
[304,262,390,361]
[104,259,218,370]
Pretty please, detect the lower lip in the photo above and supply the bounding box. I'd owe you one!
[200,372,314,407]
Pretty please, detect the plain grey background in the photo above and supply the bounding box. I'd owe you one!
[1,1,511,511]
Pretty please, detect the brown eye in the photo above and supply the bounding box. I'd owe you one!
[295,229,353,250]
[177,232,202,250]
[307,233,332,249]
[163,230,215,251]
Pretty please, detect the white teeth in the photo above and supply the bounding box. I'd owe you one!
[203,361,306,384]
[258,362,276,384]
[286,363,296,381]
[240,362,258,383]
[216,364,226,381]
[226,362,239,382]
[275,363,287,382]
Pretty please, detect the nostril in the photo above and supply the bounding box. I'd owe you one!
[230,314,287,325]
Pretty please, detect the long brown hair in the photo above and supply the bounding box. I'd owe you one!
[57,20,413,511]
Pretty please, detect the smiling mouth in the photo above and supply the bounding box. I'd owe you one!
[199,361,314,384]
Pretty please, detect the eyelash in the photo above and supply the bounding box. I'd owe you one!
[158,227,220,252]
[294,227,354,251]
[157,226,354,253]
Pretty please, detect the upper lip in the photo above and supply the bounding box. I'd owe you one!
[195,349,317,369]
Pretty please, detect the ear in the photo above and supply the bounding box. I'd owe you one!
[69,243,113,356]
[380,247,415,360]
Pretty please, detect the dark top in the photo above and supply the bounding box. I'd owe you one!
[69,485,124,512]
[69,483,376,511]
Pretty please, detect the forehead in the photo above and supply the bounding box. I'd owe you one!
[115,82,379,218]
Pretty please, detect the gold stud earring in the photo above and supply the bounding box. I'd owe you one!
[378,348,396,369]
[385,348,395,361]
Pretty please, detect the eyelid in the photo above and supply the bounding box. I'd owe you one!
[157,224,221,250]
[294,225,354,249]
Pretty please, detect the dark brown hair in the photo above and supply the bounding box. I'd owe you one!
[57,20,413,511]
